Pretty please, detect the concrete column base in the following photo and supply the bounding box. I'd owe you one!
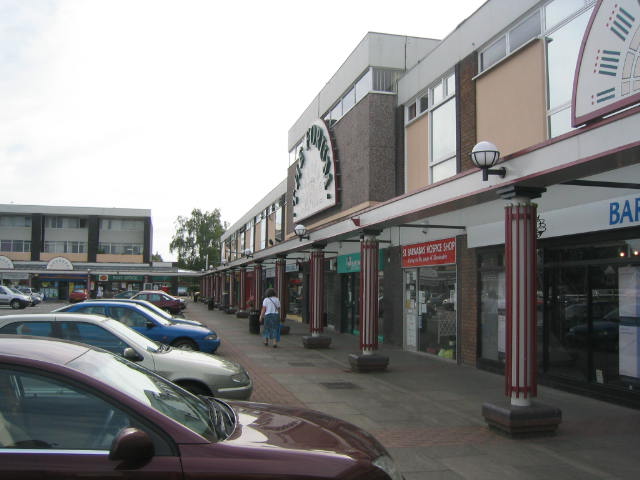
[236,310,249,318]
[482,401,562,437]
[348,353,389,373]
[302,335,332,349]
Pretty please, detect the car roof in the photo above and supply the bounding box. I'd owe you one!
[66,300,148,310]
[0,312,112,326]
[88,298,154,305]
[0,335,93,365]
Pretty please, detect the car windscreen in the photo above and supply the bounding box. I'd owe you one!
[68,348,216,440]
[139,308,173,326]
[134,301,173,319]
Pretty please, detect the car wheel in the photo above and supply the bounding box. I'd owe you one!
[171,338,199,351]
[10,299,21,309]
[176,380,211,396]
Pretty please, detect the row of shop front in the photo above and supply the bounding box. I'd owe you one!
[203,215,640,408]
[0,255,193,300]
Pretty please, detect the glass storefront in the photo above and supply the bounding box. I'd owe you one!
[404,265,457,359]
[478,231,640,404]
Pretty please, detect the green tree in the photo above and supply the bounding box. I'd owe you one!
[170,208,226,271]
[151,252,163,262]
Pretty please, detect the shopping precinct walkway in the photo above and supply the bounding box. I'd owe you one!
[188,300,640,480]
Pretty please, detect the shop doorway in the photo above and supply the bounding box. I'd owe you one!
[404,266,457,359]
[340,273,359,335]
[545,262,630,386]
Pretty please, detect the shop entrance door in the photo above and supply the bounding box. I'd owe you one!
[546,263,626,385]
[340,273,359,335]
[404,269,419,350]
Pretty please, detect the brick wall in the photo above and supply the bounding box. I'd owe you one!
[458,51,478,173]
[457,235,478,366]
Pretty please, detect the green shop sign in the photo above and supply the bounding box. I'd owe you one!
[109,275,143,281]
[337,249,386,274]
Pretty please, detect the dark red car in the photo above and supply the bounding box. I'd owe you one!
[68,288,88,303]
[131,290,186,314]
[0,336,401,480]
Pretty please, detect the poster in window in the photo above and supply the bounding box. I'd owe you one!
[619,266,640,378]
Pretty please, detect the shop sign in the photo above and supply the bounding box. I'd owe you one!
[151,276,172,281]
[401,238,456,268]
[109,275,143,281]
[609,196,640,225]
[572,0,640,126]
[46,256,73,270]
[291,119,338,221]
[0,256,14,269]
[337,249,386,274]
[0,272,28,280]
[98,275,109,281]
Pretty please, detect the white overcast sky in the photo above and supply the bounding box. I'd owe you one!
[0,0,486,262]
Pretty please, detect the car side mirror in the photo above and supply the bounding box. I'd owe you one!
[109,427,154,465]
[123,347,143,362]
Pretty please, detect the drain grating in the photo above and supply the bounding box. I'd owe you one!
[320,382,359,390]
[289,362,315,367]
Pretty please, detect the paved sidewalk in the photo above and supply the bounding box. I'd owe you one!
[187,301,640,480]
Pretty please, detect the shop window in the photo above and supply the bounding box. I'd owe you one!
[404,266,457,359]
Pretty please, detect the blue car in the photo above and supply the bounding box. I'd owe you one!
[54,301,220,353]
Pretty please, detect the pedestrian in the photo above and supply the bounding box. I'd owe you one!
[259,288,281,348]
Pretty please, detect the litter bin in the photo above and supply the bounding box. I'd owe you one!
[208,298,214,310]
[249,310,261,334]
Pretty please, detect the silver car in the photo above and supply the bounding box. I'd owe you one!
[0,313,252,400]
[17,287,43,305]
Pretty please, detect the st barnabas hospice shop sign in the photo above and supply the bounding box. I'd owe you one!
[402,238,456,268]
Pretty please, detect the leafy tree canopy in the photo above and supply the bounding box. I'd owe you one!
[151,252,163,262]
[170,208,227,271]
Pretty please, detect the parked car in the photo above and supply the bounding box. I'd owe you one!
[87,298,204,327]
[114,290,138,299]
[0,313,250,399]
[0,286,30,309]
[0,336,399,479]
[131,290,186,314]
[53,301,220,352]
[16,287,43,305]
[68,288,88,303]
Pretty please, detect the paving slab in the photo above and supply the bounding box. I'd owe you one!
[186,301,640,479]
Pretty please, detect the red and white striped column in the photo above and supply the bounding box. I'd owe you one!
[254,261,263,306]
[214,273,220,305]
[275,256,287,318]
[239,267,246,311]
[229,270,236,311]
[359,233,379,354]
[309,248,325,336]
[505,198,538,407]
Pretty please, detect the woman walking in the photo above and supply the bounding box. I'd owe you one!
[260,288,281,348]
